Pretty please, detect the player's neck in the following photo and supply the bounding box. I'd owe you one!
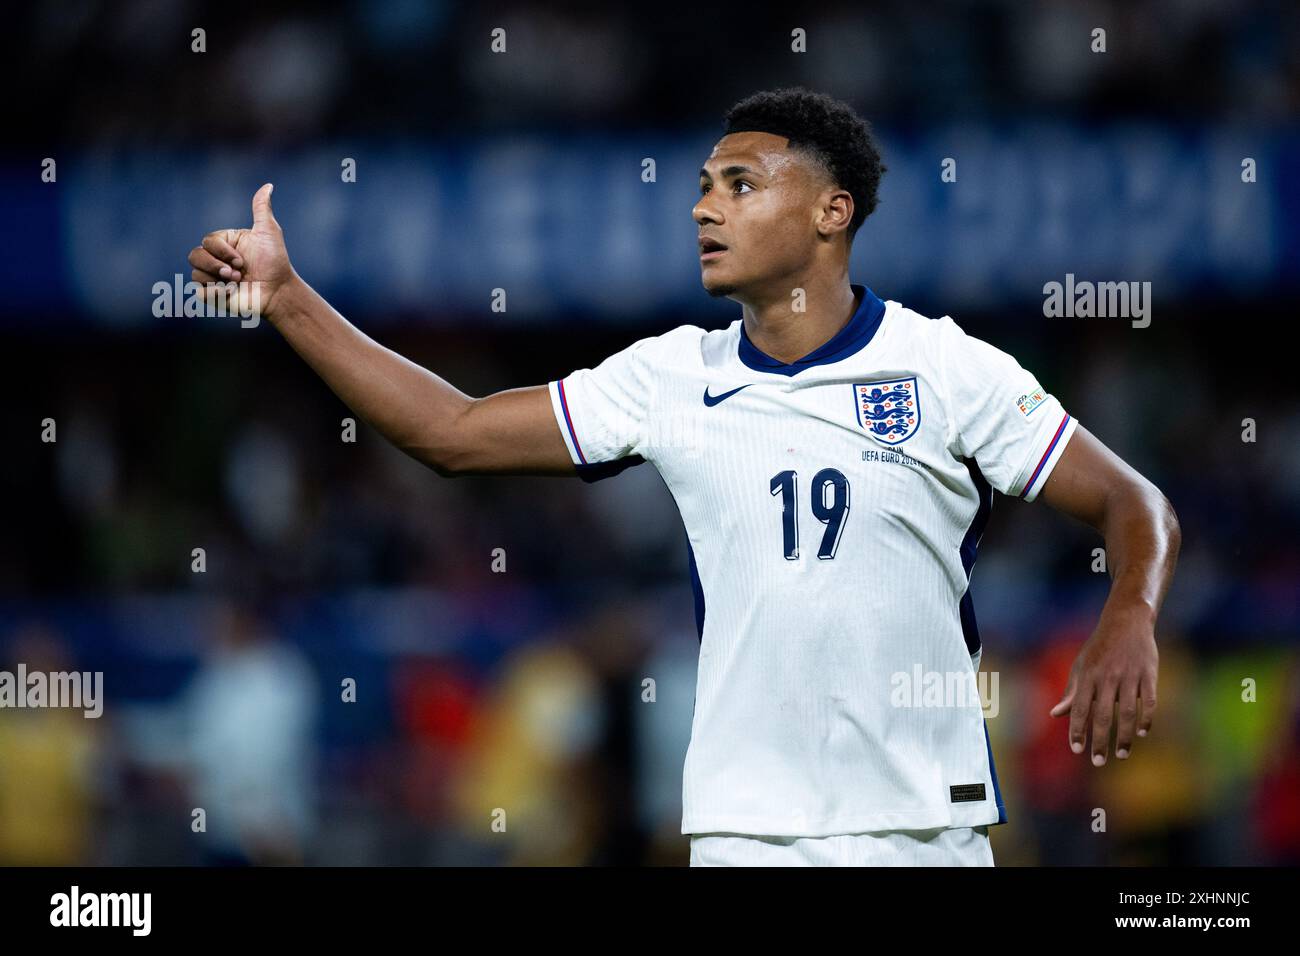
[740,277,861,365]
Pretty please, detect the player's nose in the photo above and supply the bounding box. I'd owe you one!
[692,198,722,226]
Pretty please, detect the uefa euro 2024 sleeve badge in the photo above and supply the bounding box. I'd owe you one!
[854,377,920,445]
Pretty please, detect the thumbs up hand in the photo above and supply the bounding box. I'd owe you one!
[187,183,298,322]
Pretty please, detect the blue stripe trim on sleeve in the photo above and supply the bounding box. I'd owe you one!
[1020,412,1071,499]
[556,378,588,465]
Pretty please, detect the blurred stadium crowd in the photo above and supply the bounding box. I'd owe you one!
[15,0,1300,143]
[2,0,1298,866]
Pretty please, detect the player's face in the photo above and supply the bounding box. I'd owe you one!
[693,132,828,299]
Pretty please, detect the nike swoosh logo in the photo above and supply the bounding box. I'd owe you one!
[702,384,752,407]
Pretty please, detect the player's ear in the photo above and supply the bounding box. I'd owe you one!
[816,188,854,240]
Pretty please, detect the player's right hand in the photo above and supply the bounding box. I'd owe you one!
[187,183,296,320]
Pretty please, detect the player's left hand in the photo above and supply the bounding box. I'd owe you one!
[1048,608,1158,765]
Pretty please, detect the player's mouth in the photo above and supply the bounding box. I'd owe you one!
[699,236,728,261]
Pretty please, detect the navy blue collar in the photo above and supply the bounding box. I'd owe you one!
[737,284,886,376]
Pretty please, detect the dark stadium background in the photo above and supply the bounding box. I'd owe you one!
[2,0,1298,866]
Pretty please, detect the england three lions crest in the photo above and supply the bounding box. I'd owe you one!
[854,377,920,445]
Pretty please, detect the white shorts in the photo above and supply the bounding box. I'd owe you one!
[689,825,994,867]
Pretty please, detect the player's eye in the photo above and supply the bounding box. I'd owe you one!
[699,182,711,195]
[733,180,754,194]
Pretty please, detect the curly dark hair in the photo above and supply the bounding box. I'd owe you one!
[722,87,886,241]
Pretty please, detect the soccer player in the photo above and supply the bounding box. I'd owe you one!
[188,87,1180,866]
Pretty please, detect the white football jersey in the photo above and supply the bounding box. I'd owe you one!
[548,285,1077,837]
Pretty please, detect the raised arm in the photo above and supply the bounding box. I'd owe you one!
[187,184,575,478]
[1036,424,1181,765]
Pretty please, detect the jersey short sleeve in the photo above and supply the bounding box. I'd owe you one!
[548,335,658,467]
[936,316,1078,501]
